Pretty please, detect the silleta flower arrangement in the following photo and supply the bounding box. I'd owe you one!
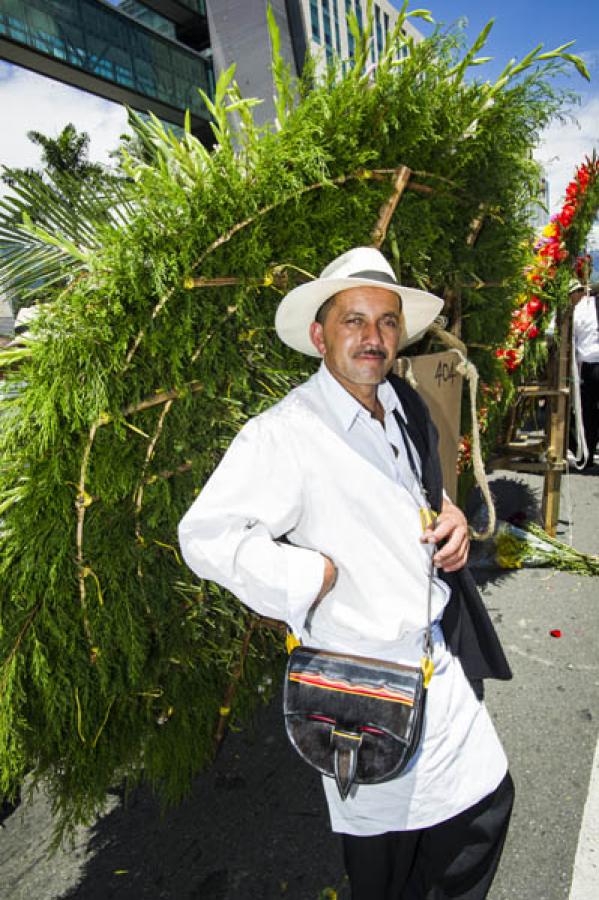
[496,156,599,373]
[494,521,599,574]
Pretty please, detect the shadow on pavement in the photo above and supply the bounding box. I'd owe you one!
[58,694,347,900]
[466,474,541,588]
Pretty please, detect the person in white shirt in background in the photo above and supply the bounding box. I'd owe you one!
[572,280,599,468]
[179,247,514,899]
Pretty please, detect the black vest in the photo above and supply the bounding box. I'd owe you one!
[387,374,512,697]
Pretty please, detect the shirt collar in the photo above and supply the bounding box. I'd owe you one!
[316,361,401,431]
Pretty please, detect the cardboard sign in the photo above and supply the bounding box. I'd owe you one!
[394,351,463,502]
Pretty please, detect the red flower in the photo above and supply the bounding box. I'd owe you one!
[525,296,543,316]
[557,205,575,228]
[565,182,579,201]
[527,325,540,339]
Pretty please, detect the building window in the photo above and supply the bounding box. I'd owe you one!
[310,0,320,43]
[322,0,333,63]
[332,0,341,53]
[115,0,177,40]
[397,27,409,61]
[355,0,363,32]
[345,0,354,57]
[375,5,383,57]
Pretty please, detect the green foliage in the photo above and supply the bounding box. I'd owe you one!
[0,9,588,839]
[0,124,131,309]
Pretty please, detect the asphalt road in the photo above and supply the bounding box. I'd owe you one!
[1,468,598,900]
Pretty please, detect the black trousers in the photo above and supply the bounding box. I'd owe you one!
[580,362,599,462]
[342,772,514,900]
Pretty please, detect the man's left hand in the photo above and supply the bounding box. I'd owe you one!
[420,499,469,572]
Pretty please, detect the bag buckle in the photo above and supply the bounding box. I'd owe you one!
[330,728,362,800]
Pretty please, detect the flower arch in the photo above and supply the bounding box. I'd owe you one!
[497,154,599,373]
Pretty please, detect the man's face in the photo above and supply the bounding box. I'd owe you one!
[309,286,404,390]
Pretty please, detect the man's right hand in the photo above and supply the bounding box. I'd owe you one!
[316,555,338,602]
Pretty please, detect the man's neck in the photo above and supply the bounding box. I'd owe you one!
[324,362,384,421]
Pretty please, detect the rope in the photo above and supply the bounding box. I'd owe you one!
[570,297,589,470]
[399,356,418,388]
[427,326,496,540]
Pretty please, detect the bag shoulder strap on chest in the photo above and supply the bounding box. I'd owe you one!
[386,372,443,512]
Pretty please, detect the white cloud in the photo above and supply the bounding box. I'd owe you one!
[0,62,129,185]
[534,93,599,219]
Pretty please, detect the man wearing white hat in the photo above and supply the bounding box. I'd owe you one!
[179,247,513,898]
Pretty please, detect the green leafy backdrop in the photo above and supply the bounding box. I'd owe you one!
[0,3,588,837]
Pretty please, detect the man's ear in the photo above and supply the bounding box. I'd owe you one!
[309,321,326,356]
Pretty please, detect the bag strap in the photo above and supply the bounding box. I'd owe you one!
[392,409,421,488]
[393,410,435,674]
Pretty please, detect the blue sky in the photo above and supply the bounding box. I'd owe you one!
[0,2,597,236]
[397,1,599,234]
[395,0,598,92]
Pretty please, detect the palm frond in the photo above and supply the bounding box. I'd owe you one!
[0,168,135,302]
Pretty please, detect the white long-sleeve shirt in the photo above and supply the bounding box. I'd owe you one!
[179,363,507,833]
[574,295,599,364]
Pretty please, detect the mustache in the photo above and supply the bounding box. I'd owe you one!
[353,346,387,359]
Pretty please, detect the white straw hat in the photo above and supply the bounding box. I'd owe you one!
[568,278,584,294]
[275,247,444,357]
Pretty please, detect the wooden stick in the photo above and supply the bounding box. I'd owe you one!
[442,287,462,339]
[184,275,243,289]
[213,621,256,752]
[134,399,174,546]
[541,304,572,535]
[371,165,412,248]
[0,603,41,696]
[144,461,193,485]
[125,285,176,367]
[462,280,508,290]
[119,382,204,420]
[466,203,487,247]
[76,421,99,641]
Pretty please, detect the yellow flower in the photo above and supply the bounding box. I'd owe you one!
[496,551,522,569]
[495,532,524,569]
[542,223,559,238]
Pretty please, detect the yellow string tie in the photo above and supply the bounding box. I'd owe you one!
[421,656,435,689]
[286,633,300,654]
[419,507,438,532]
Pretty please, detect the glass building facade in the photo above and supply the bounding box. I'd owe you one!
[0,0,213,133]
[113,1,177,40]
[310,0,320,42]
[322,0,333,63]
[305,1,421,72]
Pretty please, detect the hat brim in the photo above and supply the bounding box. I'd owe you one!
[275,277,444,357]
